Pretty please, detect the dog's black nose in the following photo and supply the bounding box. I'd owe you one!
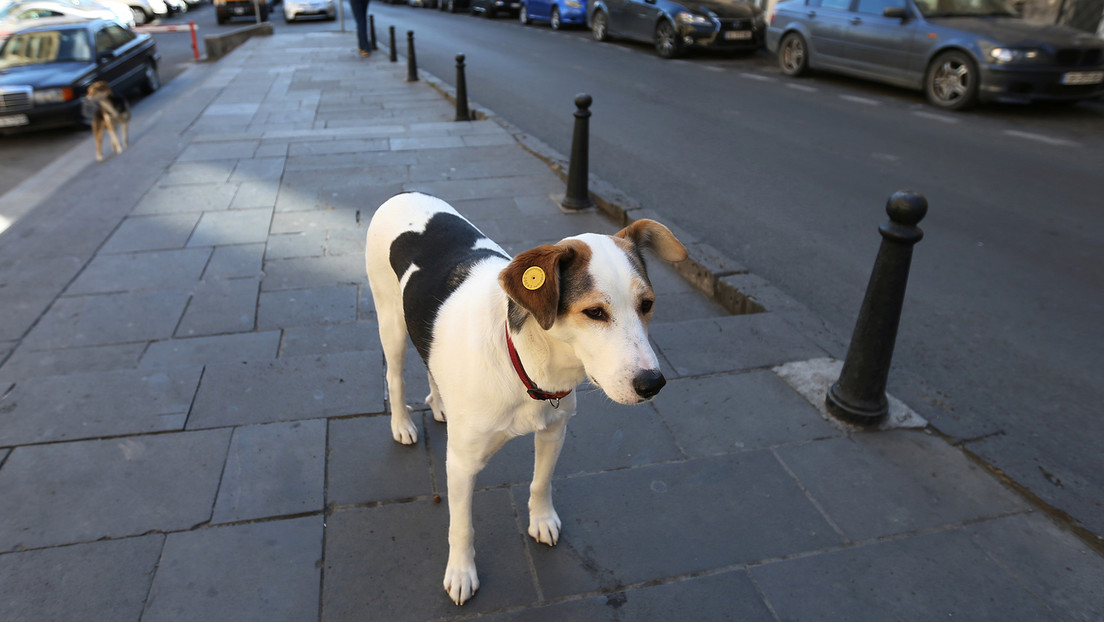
[633,369,666,400]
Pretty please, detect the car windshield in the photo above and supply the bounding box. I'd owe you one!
[0,29,92,66]
[913,0,1018,17]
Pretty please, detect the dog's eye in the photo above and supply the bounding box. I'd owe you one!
[582,307,608,322]
[640,299,654,314]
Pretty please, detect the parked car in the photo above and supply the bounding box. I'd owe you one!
[127,0,170,24]
[0,17,159,133]
[282,0,333,21]
[0,0,135,41]
[437,0,469,12]
[520,0,585,29]
[214,0,272,23]
[470,0,520,18]
[767,0,1104,110]
[587,0,765,57]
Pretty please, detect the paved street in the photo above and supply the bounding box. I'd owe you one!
[0,29,1102,620]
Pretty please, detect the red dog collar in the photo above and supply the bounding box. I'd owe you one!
[505,323,572,406]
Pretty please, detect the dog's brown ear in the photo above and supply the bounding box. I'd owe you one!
[499,244,577,330]
[615,219,688,263]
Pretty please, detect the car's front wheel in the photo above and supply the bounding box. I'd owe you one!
[550,5,561,29]
[654,19,681,58]
[591,9,609,41]
[141,60,160,94]
[926,50,979,111]
[778,32,809,76]
[519,4,531,24]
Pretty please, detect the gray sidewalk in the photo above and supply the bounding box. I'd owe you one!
[1,31,1102,622]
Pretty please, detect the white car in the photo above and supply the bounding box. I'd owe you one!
[0,0,134,41]
[282,0,333,21]
[126,0,168,23]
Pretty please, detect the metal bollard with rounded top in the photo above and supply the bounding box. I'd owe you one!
[561,94,594,211]
[369,14,377,51]
[455,54,470,121]
[388,26,396,62]
[826,191,928,425]
[406,31,418,82]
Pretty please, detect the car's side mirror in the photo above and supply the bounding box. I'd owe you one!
[883,5,907,18]
[97,50,115,64]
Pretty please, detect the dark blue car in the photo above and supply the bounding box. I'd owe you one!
[520,0,587,28]
[0,17,159,132]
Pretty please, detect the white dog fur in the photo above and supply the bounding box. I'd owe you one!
[364,192,687,605]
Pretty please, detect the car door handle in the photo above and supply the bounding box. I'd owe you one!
[849,17,862,24]
[807,10,816,17]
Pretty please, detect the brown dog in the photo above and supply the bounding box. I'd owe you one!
[86,81,130,162]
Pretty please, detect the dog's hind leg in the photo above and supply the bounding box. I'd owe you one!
[425,371,446,422]
[92,121,104,162]
[379,304,418,445]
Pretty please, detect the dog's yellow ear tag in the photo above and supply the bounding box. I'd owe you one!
[522,266,546,291]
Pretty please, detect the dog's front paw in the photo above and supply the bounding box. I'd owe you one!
[443,561,479,605]
[391,406,418,445]
[528,510,562,546]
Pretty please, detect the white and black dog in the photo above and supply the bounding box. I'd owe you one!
[364,192,687,605]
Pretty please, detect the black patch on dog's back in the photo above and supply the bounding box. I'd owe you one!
[390,212,507,362]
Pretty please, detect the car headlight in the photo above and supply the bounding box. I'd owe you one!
[675,11,712,26]
[33,87,75,104]
[989,47,1044,64]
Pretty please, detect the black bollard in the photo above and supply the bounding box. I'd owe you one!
[369,15,377,51]
[406,31,418,82]
[561,93,594,211]
[826,191,928,425]
[455,54,470,121]
[388,26,396,63]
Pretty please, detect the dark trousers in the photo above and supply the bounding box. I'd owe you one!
[350,0,371,52]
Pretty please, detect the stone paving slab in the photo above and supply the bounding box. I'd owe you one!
[0,429,231,551]
[204,243,266,280]
[176,277,261,338]
[257,285,359,330]
[326,415,436,506]
[0,534,164,622]
[65,248,211,295]
[652,370,841,457]
[652,313,829,377]
[751,528,1056,621]
[775,431,1029,541]
[0,366,202,445]
[140,331,281,368]
[144,517,323,622]
[212,419,326,524]
[188,351,383,429]
[322,490,536,621]
[0,342,145,381]
[484,570,776,622]
[518,451,843,600]
[99,213,200,253]
[20,288,191,349]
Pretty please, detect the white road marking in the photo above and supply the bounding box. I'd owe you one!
[839,94,880,106]
[740,72,777,82]
[912,110,960,124]
[786,83,818,93]
[1002,130,1079,148]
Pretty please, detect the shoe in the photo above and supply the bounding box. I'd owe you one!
[359,49,370,57]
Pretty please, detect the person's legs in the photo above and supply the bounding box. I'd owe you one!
[349,0,370,53]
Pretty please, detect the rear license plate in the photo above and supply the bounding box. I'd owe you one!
[724,30,752,40]
[0,114,29,128]
[1061,71,1104,85]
